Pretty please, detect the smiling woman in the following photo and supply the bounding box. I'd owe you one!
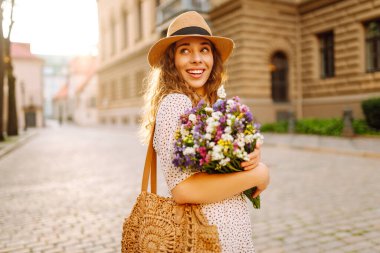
[11,0,98,55]
[133,11,270,253]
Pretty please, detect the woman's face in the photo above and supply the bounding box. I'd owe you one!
[174,37,214,96]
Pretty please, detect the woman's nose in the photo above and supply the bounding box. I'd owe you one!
[190,52,202,63]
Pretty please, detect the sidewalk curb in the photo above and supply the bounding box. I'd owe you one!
[0,131,39,159]
[265,142,380,159]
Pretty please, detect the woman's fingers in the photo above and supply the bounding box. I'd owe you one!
[252,189,263,198]
[240,144,262,169]
[243,150,259,163]
[256,142,261,149]
[243,161,259,171]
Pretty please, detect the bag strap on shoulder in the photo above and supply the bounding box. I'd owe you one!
[141,124,157,194]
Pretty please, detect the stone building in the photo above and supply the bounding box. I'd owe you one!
[11,42,44,129]
[96,0,380,125]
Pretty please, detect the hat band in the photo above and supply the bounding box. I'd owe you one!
[170,26,211,36]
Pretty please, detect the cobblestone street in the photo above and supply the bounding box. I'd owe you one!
[0,124,379,253]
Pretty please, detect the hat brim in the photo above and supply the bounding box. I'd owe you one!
[148,35,235,67]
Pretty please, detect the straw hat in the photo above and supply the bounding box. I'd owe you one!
[148,11,235,67]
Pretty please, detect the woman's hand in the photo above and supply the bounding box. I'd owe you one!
[240,142,261,171]
[250,162,270,198]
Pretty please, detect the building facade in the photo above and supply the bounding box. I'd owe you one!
[52,55,98,125]
[97,0,380,125]
[11,43,44,129]
[74,71,98,126]
[40,55,70,119]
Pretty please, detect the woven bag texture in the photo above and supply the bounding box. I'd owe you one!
[121,191,221,253]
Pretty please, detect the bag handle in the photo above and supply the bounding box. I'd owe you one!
[141,124,157,194]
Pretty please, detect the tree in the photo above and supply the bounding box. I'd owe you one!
[0,0,5,141]
[4,0,17,136]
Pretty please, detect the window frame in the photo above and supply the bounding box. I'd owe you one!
[365,19,380,73]
[318,31,335,79]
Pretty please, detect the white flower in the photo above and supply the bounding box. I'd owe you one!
[205,107,214,113]
[189,114,196,123]
[183,147,195,155]
[211,145,224,161]
[244,134,254,143]
[204,133,212,140]
[217,85,227,99]
[253,133,265,145]
[219,157,230,166]
[180,126,189,137]
[221,133,233,142]
[234,149,249,161]
[209,142,215,147]
[227,99,235,106]
[212,111,222,120]
[206,121,220,133]
[236,133,245,147]
[206,117,216,125]
[206,125,214,134]
[224,126,232,134]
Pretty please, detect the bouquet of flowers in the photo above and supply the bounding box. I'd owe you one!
[172,94,264,209]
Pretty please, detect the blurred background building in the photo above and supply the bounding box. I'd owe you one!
[41,55,70,120]
[52,56,98,126]
[96,0,380,125]
[11,42,44,129]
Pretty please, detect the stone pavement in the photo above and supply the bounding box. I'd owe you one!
[0,129,39,158]
[0,123,379,253]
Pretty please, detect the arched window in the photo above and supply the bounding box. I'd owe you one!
[270,52,288,103]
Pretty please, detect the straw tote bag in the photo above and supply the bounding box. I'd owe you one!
[121,126,221,253]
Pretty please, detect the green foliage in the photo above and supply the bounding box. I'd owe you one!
[352,119,380,135]
[261,118,380,136]
[260,121,288,133]
[295,118,343,136]
[362,97,380,130]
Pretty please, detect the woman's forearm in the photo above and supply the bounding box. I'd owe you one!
[172,163,269,204]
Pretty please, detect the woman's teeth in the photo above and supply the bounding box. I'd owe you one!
[188,70,203,74]
[187,70,204,78]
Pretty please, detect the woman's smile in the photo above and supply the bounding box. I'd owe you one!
[186,68,205,78]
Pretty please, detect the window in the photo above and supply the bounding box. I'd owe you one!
[122,11,129,49]
[99,82,107,103]
[110,19,117,55]
[318,31,335,78]
[136,0,143,41]
[101,27,106,60]
[122,116,130,125]
[134,70,145,97]
[122,76,130,99]
[111,80,118,101]
[365,19,380,72]
[271,52,288,103]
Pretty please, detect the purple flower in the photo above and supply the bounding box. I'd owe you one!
[246,111,253,122]
[213,99,226,112]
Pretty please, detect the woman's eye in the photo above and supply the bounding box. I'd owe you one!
[180,48,190,54]
[201,47,210,53]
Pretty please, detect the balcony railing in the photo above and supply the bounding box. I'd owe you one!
[156,0,210,26]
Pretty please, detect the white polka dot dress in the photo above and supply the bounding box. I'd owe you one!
[153,93,255,253]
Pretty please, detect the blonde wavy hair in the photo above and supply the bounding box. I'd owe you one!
[139,41,227,143]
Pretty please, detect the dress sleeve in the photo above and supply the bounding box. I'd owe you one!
[153,93,196,192]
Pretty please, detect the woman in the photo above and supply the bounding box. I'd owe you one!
[141,11,270,252]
